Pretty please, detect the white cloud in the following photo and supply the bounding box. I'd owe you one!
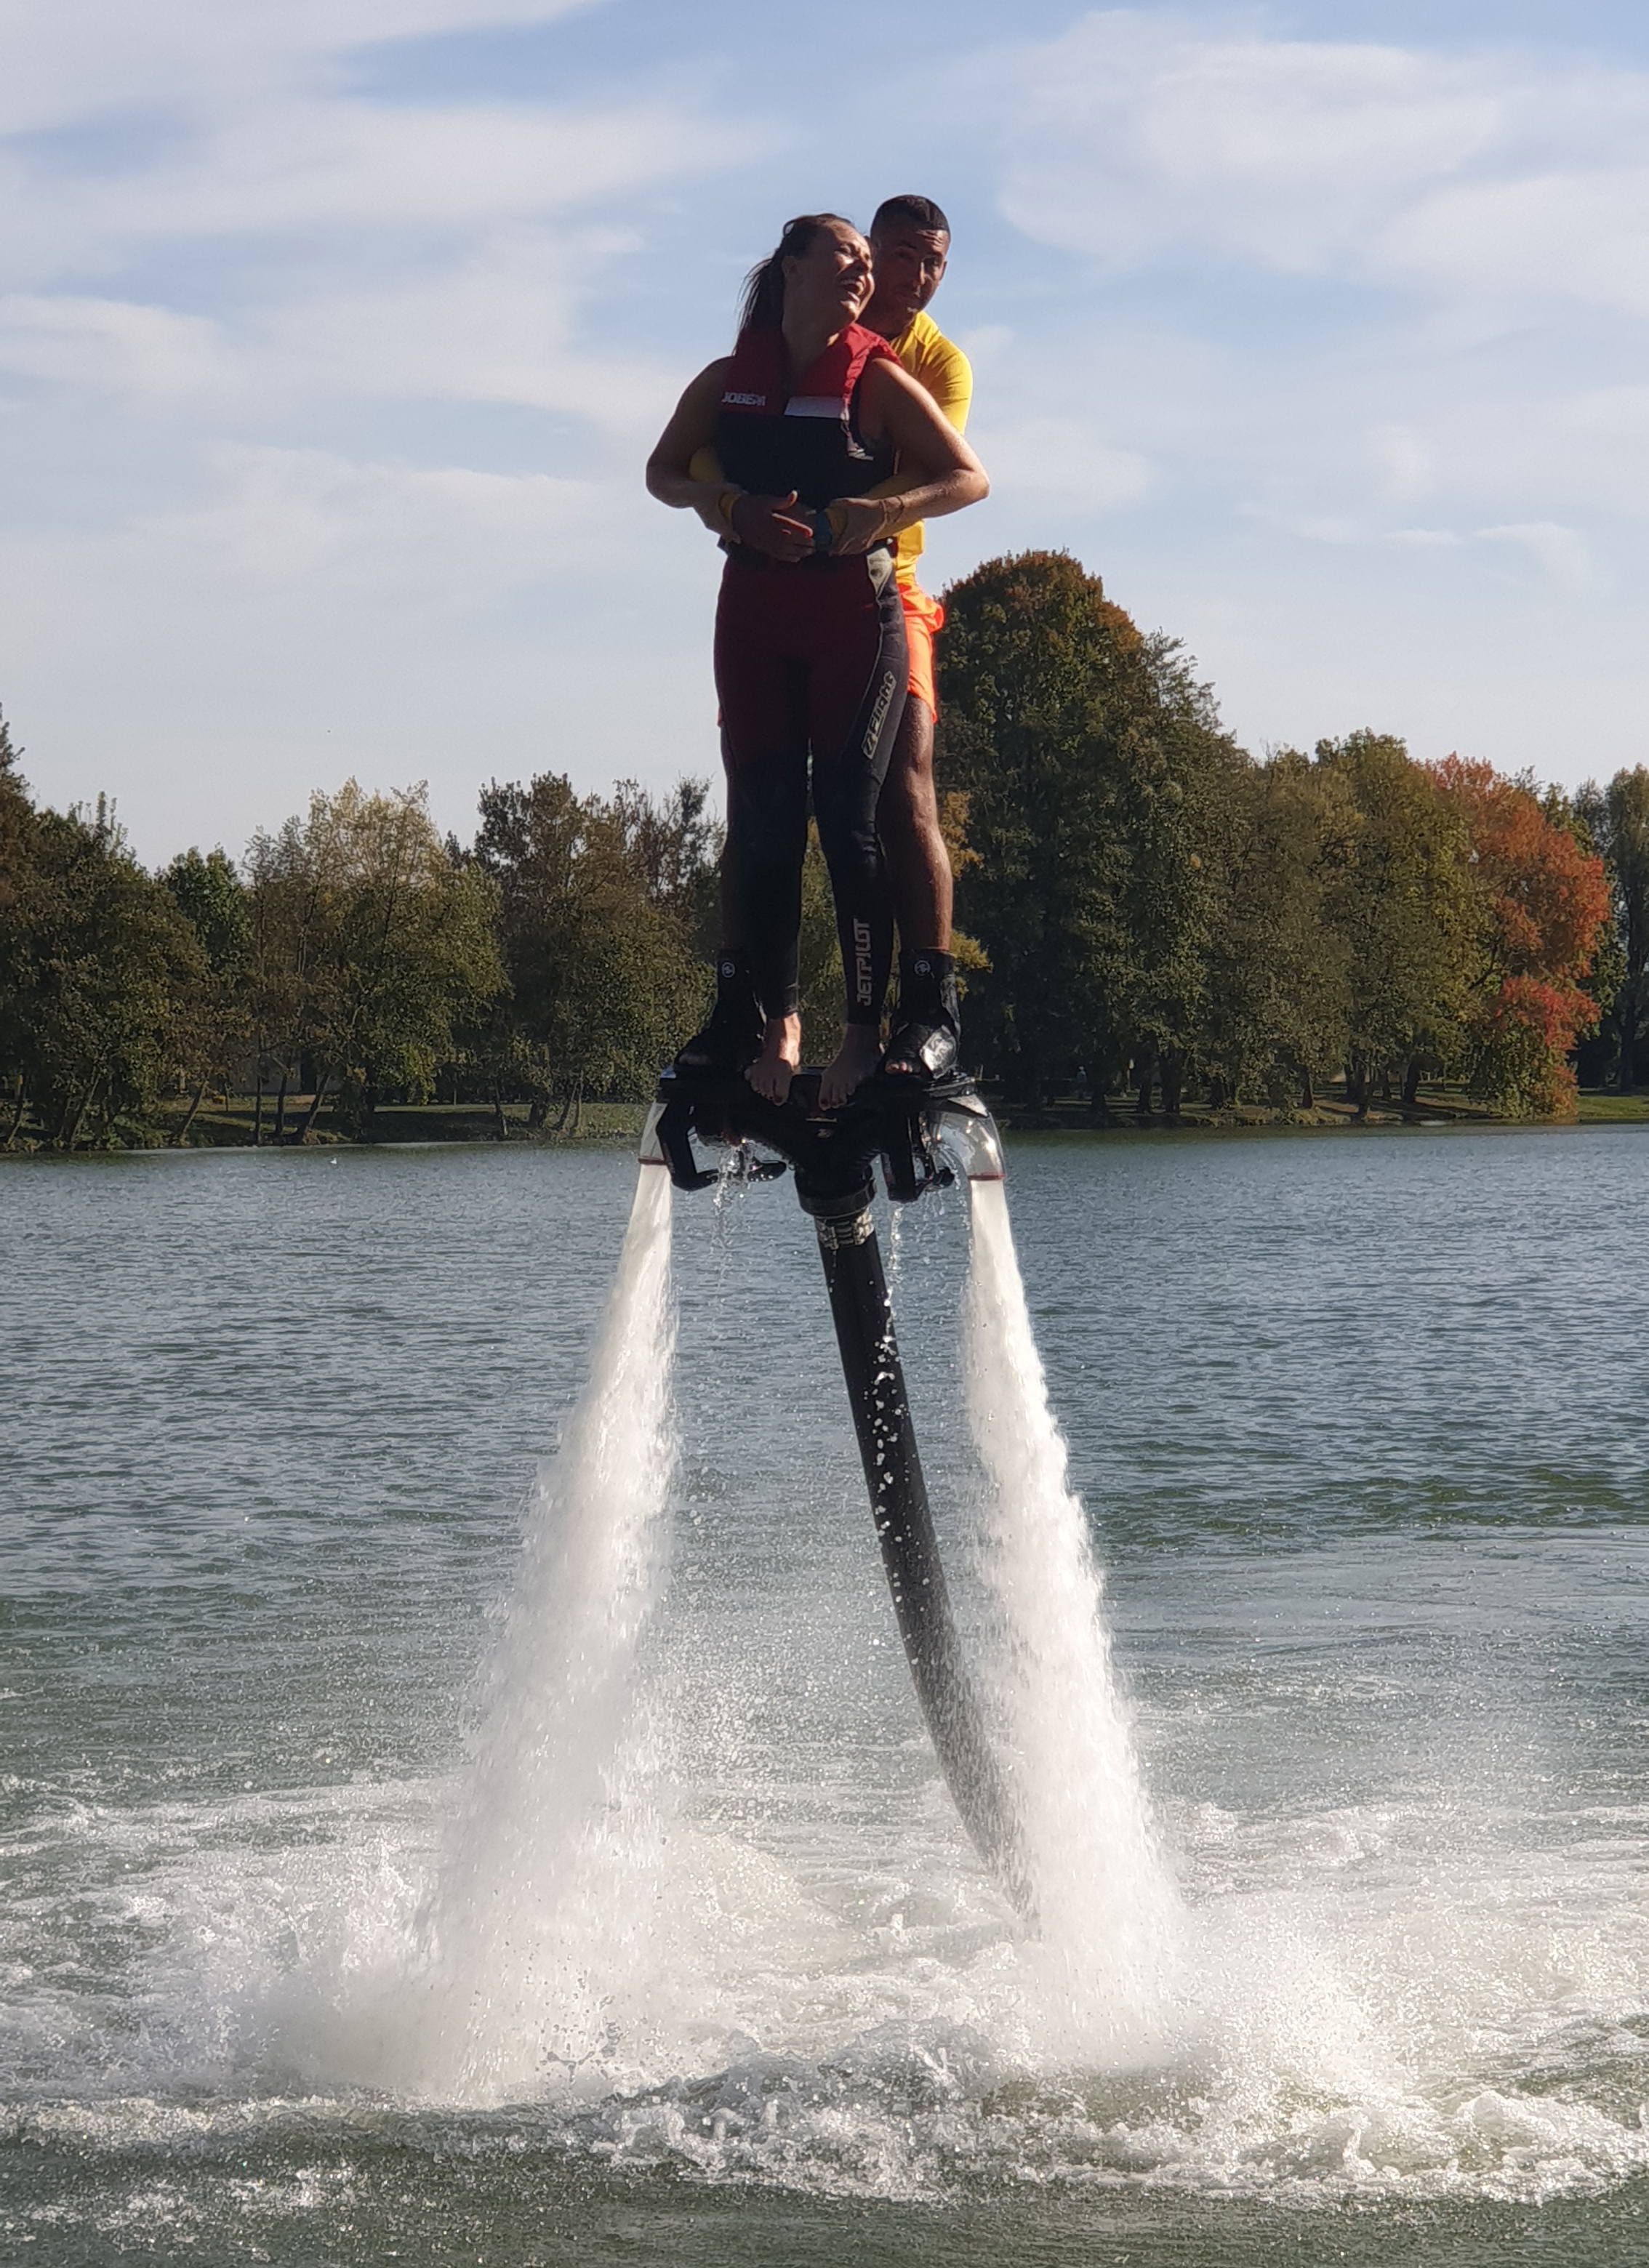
[996,11,1649,313]
[0,433,720,856]
[1477,520,1592,591]
[1235,510,1592,591]
[963,8,1649,654]
[0,99,739,296]
[1368,424,1432,506]
[0,244,681,429]
[0,1,752,417]
[0,2,602,133]
[1384,169,1649,318]
[260,231,677,429]
[154,443,598,596]
[1355,382,1649,524]
[0,1,750,855]
[0,4,747,441]
[66,99,726,245]
[0,295,226,397]
[971,415,1151,511]
[6,1,1649,850]
[0,0,748,294]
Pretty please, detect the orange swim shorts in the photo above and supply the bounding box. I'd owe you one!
[899,580,945,715]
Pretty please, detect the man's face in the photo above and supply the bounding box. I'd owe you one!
[868,225,950,326]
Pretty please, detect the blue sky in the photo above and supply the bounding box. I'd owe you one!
[2,0,1648,858]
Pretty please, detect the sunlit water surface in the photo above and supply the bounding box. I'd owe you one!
[4,1127,1648,2267]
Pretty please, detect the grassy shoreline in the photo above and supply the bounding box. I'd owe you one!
[4,1084,1645,1156]
[998,1086,1649,1135]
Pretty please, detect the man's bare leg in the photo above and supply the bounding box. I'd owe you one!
[878,697,963,1078]
[877,697,952,952]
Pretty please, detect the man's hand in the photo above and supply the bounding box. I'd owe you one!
[824,495,900,556]
[731,491,814,561]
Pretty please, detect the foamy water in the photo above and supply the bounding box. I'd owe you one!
[6,1135,1649,2261]
[260,1162,680,2102]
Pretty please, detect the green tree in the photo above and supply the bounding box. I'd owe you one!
[1315,732,1475,1113]
[939,552,1129,1106]
[1109,640,1234,1116]
[939,552,1234,1111]
[7,799,205,1147]
[248,781,504,1140]
[161,847,252,1143]
[599,776,721,951]
[0,708,29,917]
[1203,752,1355,1111]
[1577,767,1649,1091]
[473,772,705,1129]
[0,709,39,1142]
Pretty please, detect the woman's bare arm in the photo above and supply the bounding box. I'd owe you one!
[645,360,734,513]
[646,358,814,558]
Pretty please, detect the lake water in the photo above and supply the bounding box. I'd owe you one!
[4,1126,1649,2267]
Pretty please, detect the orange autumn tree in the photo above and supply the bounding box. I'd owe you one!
[1432,756,1610,1117]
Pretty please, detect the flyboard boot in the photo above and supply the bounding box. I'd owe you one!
[673,951,763,1077]
[883,949,961,1085]
[641,1045,1032,1914]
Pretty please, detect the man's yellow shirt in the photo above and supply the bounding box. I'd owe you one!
[688,311,973,588]
[883,309,972,587]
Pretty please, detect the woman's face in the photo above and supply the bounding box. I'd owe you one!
[782,220,872,329]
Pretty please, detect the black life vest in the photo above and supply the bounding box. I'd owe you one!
[715,323,896,509]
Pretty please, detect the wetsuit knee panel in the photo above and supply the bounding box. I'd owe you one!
[726,749,806,824]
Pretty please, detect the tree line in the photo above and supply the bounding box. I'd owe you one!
[940,554,1645,1119]
[0,723,719,1148]
[1,549,1645,1149]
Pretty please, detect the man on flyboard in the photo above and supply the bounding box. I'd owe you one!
[858,195,973,1087]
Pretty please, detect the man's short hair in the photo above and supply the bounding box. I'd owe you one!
[870,195,950,240]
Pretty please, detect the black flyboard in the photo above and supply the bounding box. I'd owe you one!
[641,1065,1031,1913]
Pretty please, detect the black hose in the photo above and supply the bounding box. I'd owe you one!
[814,1203,1030,1912]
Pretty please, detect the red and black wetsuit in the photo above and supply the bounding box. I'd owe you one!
[714,323,908,1026]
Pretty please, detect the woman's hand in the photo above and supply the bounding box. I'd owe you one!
[646,368,812,557]
[731,490,815,561]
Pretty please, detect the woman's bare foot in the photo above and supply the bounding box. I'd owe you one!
[745,1013,801,1104]
[819,1024,882,1110]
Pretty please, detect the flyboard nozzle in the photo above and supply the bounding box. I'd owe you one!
[643,1064,1031,1913]
[791,1139,876,1227]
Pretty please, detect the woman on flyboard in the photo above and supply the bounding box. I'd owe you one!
[646,214,987,1109]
